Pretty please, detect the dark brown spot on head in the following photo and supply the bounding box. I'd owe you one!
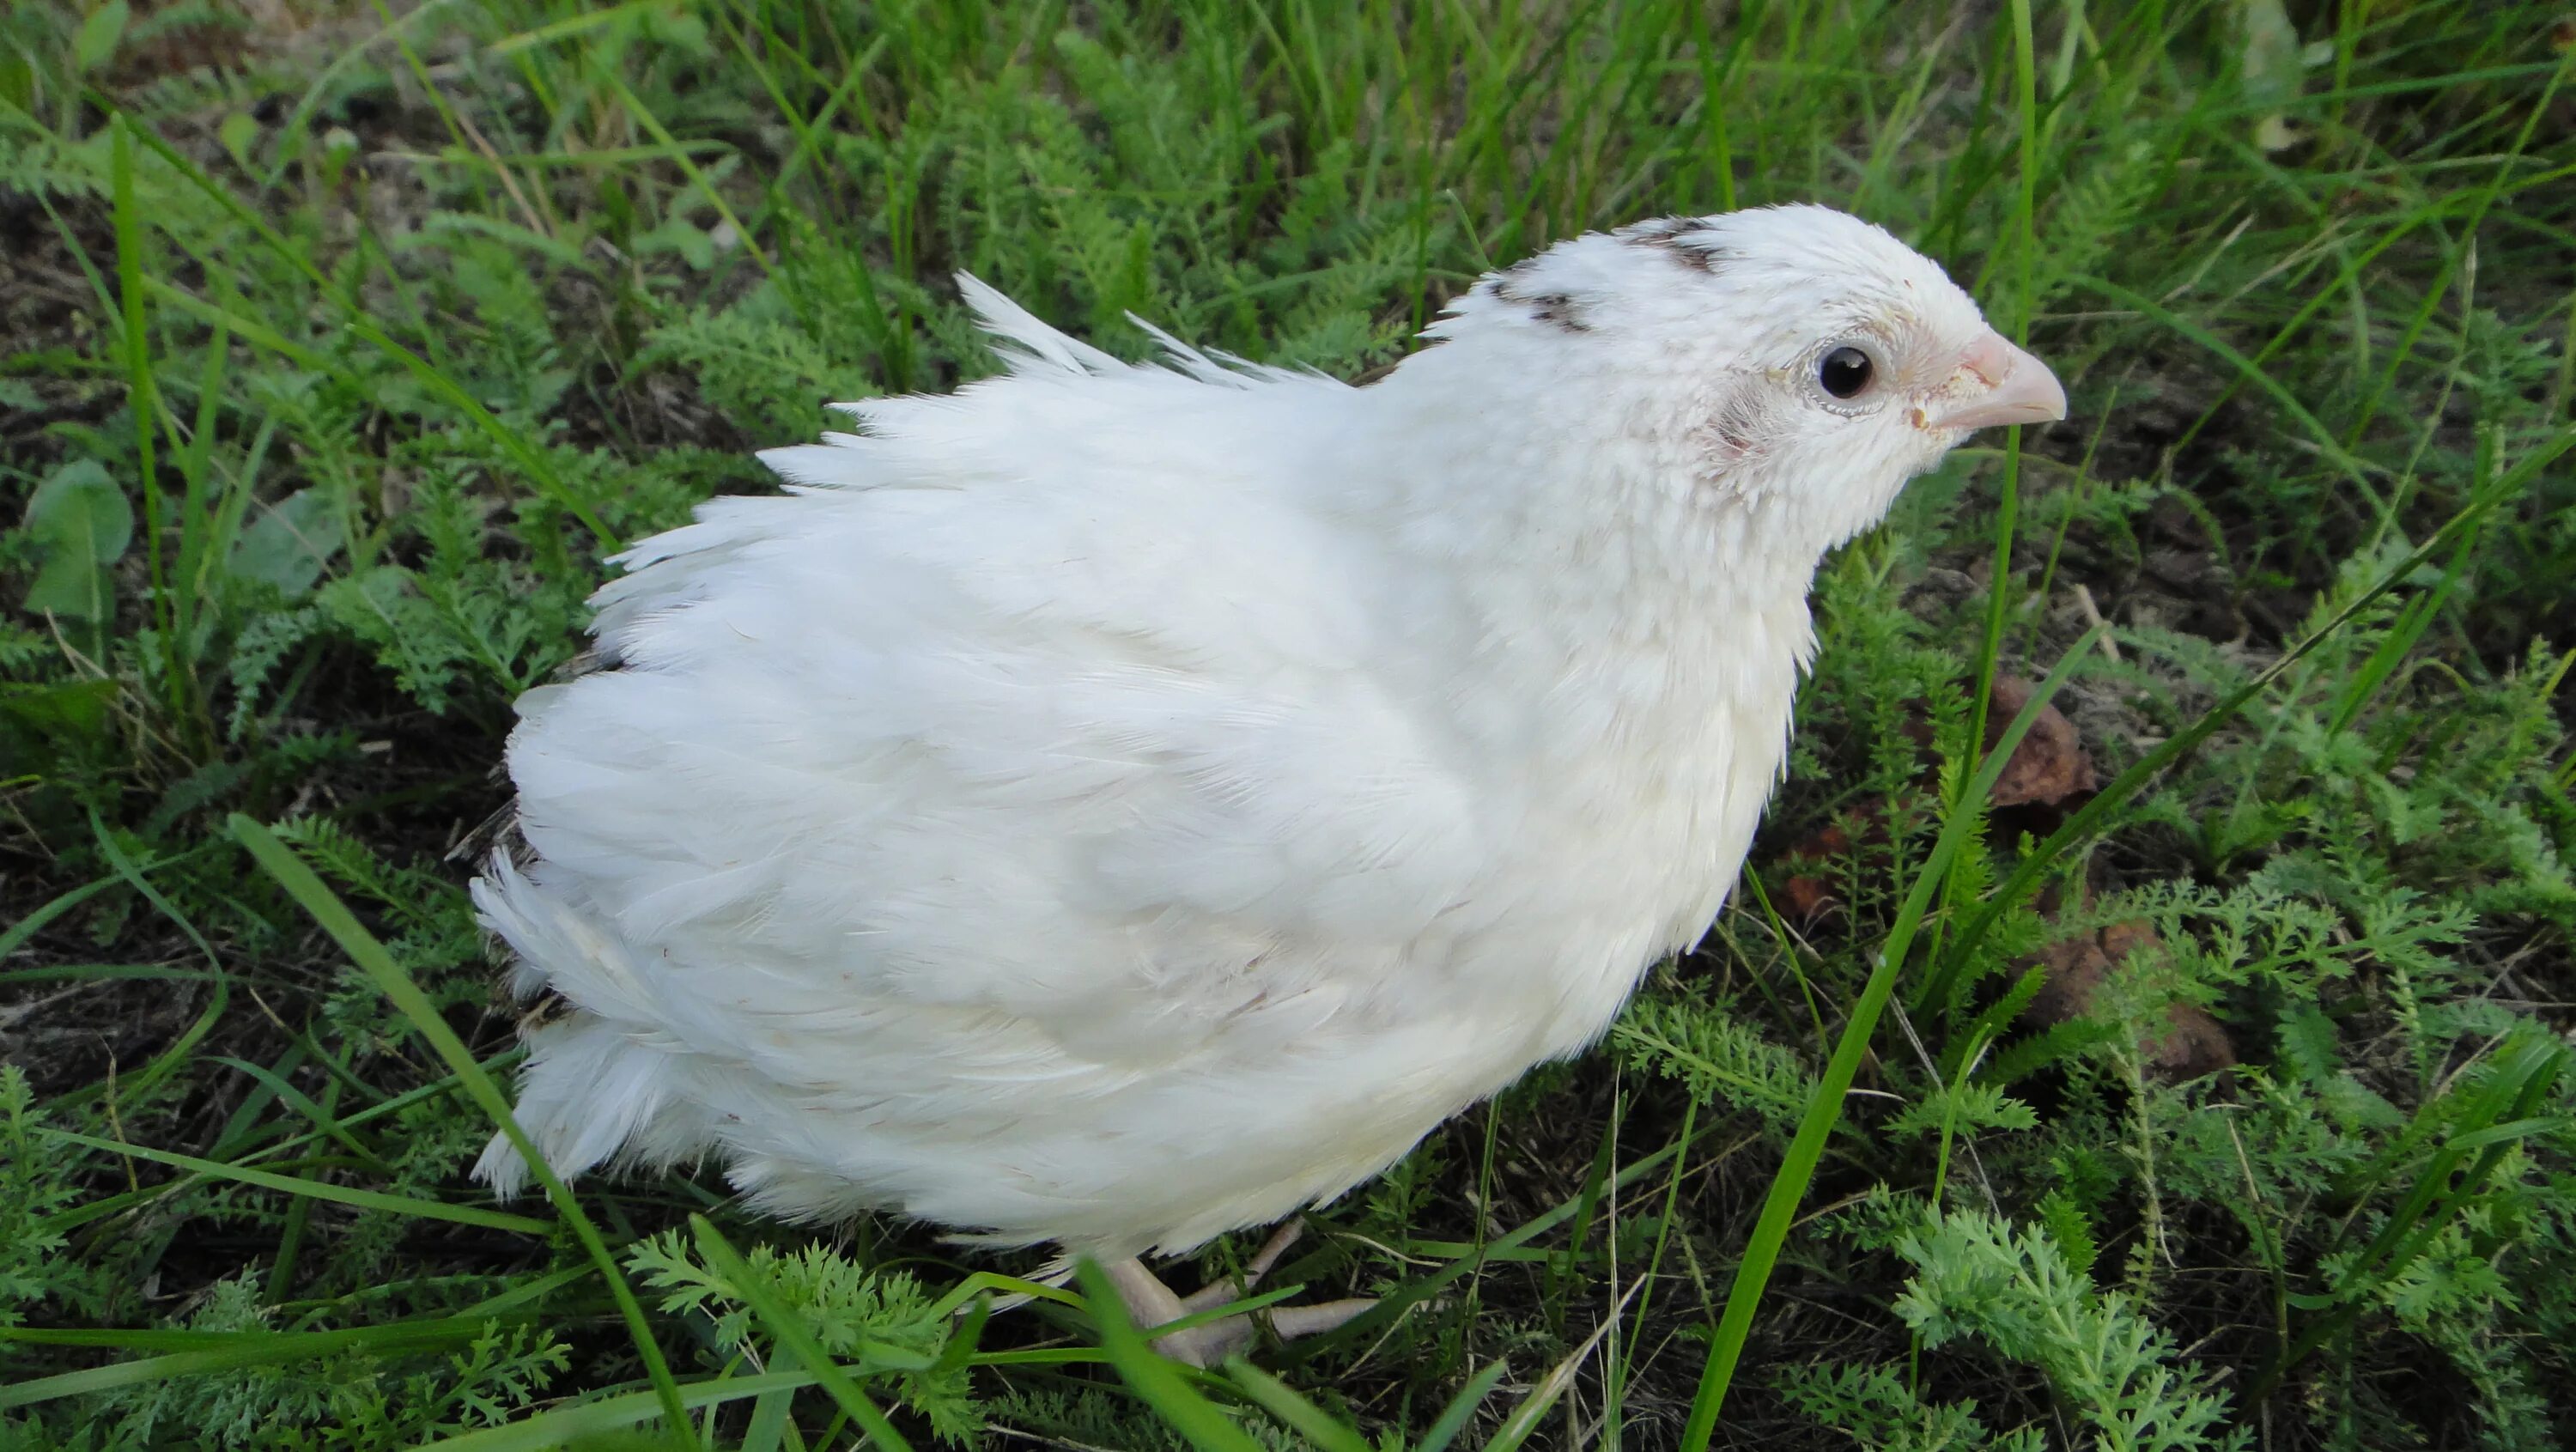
[1619,215,1724,271]
[1621,216,1698,240]
[1525,292,1586,331]
[1492,275,1589,332]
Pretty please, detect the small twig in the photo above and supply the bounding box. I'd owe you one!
[443,97,552,241]
[1504,1274,1645,1450]
[2073,583,2121,662]
[0,981,97,1030]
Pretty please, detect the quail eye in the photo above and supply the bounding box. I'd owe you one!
[1819,345,1874,399]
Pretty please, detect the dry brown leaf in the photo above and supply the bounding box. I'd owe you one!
[2020,916,2236,1083]
[1766,675,2098,919]
[1774,823,1852,920]
[1985,674,2098,809]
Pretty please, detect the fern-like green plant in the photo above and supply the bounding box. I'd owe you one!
[1776,1361,2044,1452]
[1893,1208,2248,1452]
[628,1228,984,1443]
[0,1066,103,1331]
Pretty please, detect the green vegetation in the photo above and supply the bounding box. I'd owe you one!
[4,0,2573,1447]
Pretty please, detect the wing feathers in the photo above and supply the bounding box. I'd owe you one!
[473,276,1514,1248]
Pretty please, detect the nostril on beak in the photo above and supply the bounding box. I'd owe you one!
[1960,333,2016,389]
[1926,332,2068,432]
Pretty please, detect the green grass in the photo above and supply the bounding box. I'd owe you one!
[4,1,2574,1448]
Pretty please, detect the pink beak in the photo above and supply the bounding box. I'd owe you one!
[1926,331,2067,431]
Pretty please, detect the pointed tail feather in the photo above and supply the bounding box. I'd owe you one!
[955,273,1128,377]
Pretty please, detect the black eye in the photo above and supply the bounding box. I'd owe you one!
[1819,346,1874,399]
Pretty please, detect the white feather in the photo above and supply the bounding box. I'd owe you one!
[475,205,2025,1258]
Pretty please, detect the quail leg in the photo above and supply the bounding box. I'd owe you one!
[1100,1221,1376,1367]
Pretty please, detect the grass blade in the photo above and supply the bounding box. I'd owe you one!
[1917,422,2573,1009]
[1223,1358,1373,1452]
[686,1216,918,1452]
[0,1269,581,1409]
[41,1127,544,1231]
[1414,1358,1511,1452]
[1677,623,2105,1449]
[228,814,694,1443]
[1070,1258,1267,1452]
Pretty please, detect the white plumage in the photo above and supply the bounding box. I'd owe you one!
[474,206,2063,1279]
